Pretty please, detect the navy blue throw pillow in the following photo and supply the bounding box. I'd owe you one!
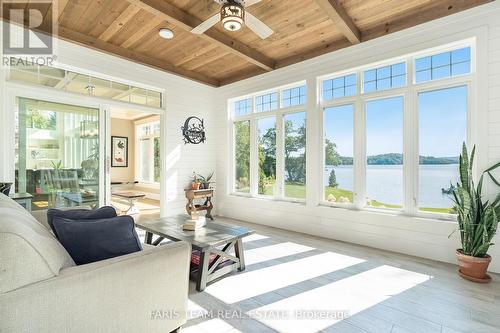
[52,215,142,265]
[47,206,117,238]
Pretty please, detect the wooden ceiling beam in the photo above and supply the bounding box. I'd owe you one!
[361,0,494,42]
[275,38,352,69]
[314,0,360,44]
[126,0,275,71]
[53,26,220,86]
[219,67,267,86]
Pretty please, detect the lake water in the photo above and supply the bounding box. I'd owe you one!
[324,164,459,208]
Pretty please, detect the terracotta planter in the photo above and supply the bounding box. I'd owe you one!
[456,249,492,283]
[191,182,201,190]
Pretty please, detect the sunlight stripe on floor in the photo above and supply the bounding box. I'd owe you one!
[187,300,210,320]
[248,265,432,333]
[244,242,315,266]
[242,234,269,243]
[205,252,365,304]
[181,318,241,333]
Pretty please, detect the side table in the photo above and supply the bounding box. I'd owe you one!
[185,189,214,220]
[9,193,33,212]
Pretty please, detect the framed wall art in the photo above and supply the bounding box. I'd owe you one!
[111,136,128,167]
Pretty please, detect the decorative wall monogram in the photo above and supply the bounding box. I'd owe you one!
[181,116,206,144]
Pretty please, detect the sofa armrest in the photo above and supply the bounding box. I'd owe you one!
[0,241,191,333]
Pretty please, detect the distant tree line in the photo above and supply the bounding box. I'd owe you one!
[237,123,459,192]
[325,151,459,166]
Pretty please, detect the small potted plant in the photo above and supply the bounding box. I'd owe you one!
[191,172,201,190]
[450,143,500,283]
[197,171,214,189]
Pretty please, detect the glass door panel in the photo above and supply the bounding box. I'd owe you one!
[15,97,100,210]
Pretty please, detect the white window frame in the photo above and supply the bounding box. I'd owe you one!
[229,82,308,203]
[135,120,160,185]
[318,39,475,220]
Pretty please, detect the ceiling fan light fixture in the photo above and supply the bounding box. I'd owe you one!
[221,3,244,32]
[158,28,174,39]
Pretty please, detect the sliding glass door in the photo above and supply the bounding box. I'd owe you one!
[15,98,101,210]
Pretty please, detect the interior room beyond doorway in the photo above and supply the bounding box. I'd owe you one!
[110,107,161,222]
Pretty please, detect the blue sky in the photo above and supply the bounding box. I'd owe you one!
[324,104,354,156]
[366,96,404,156]
[323,86,467,158]
[257,85,467,159]
[419,85,467,157]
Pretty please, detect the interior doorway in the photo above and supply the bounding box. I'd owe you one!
[14,97,101,211]
[109,107,161,222]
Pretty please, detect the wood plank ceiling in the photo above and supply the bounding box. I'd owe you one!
[2,0,493,86]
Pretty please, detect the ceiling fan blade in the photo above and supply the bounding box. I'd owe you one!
[245,12,273,39]
[191,14,220,34]
[214,0,261,5]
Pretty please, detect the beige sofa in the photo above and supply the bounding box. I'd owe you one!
[0,193,190,333]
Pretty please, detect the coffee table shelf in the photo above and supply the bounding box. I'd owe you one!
[135,215,254,291]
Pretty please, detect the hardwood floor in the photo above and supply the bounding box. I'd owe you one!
[137,216,500,333]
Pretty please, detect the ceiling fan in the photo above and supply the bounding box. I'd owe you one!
[191,0,274,39]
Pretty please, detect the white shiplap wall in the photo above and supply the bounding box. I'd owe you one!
[0,33,218,217]
[1,2,499,272]
[214,2,500,273]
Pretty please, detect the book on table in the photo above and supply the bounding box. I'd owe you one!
[183,216,206,230]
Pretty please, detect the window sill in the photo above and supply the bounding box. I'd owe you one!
[228,194,457,224]
[319,202,457,223]
[230,193,306,205]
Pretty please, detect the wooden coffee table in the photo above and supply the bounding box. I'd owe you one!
[136,216,254,291]
[112,191,146,215]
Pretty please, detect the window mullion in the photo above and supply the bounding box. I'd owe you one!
[249,118,258,197]
[406,60,418,215]
[353,93,365,209]
[305,77,318,207]
[275,114,285,200]
[149,138,155,183]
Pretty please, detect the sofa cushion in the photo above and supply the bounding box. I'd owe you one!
[0,200,75,293]
[47,206,117,238]
[52,215,142,265]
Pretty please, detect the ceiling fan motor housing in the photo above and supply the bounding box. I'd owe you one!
[221,2,245,31]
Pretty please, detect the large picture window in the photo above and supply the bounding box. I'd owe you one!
[365,96,404,210]
[323,105,354,204]
[284,112,306,199]
[258,117,276,196]
[230,42,472,219]
[231,83,306,200]
[136,121,160,184]
[318,43,471,217]
[418,86,467,213]
[234,120,251,193]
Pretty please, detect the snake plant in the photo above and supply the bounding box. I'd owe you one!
[450,143,500,257]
